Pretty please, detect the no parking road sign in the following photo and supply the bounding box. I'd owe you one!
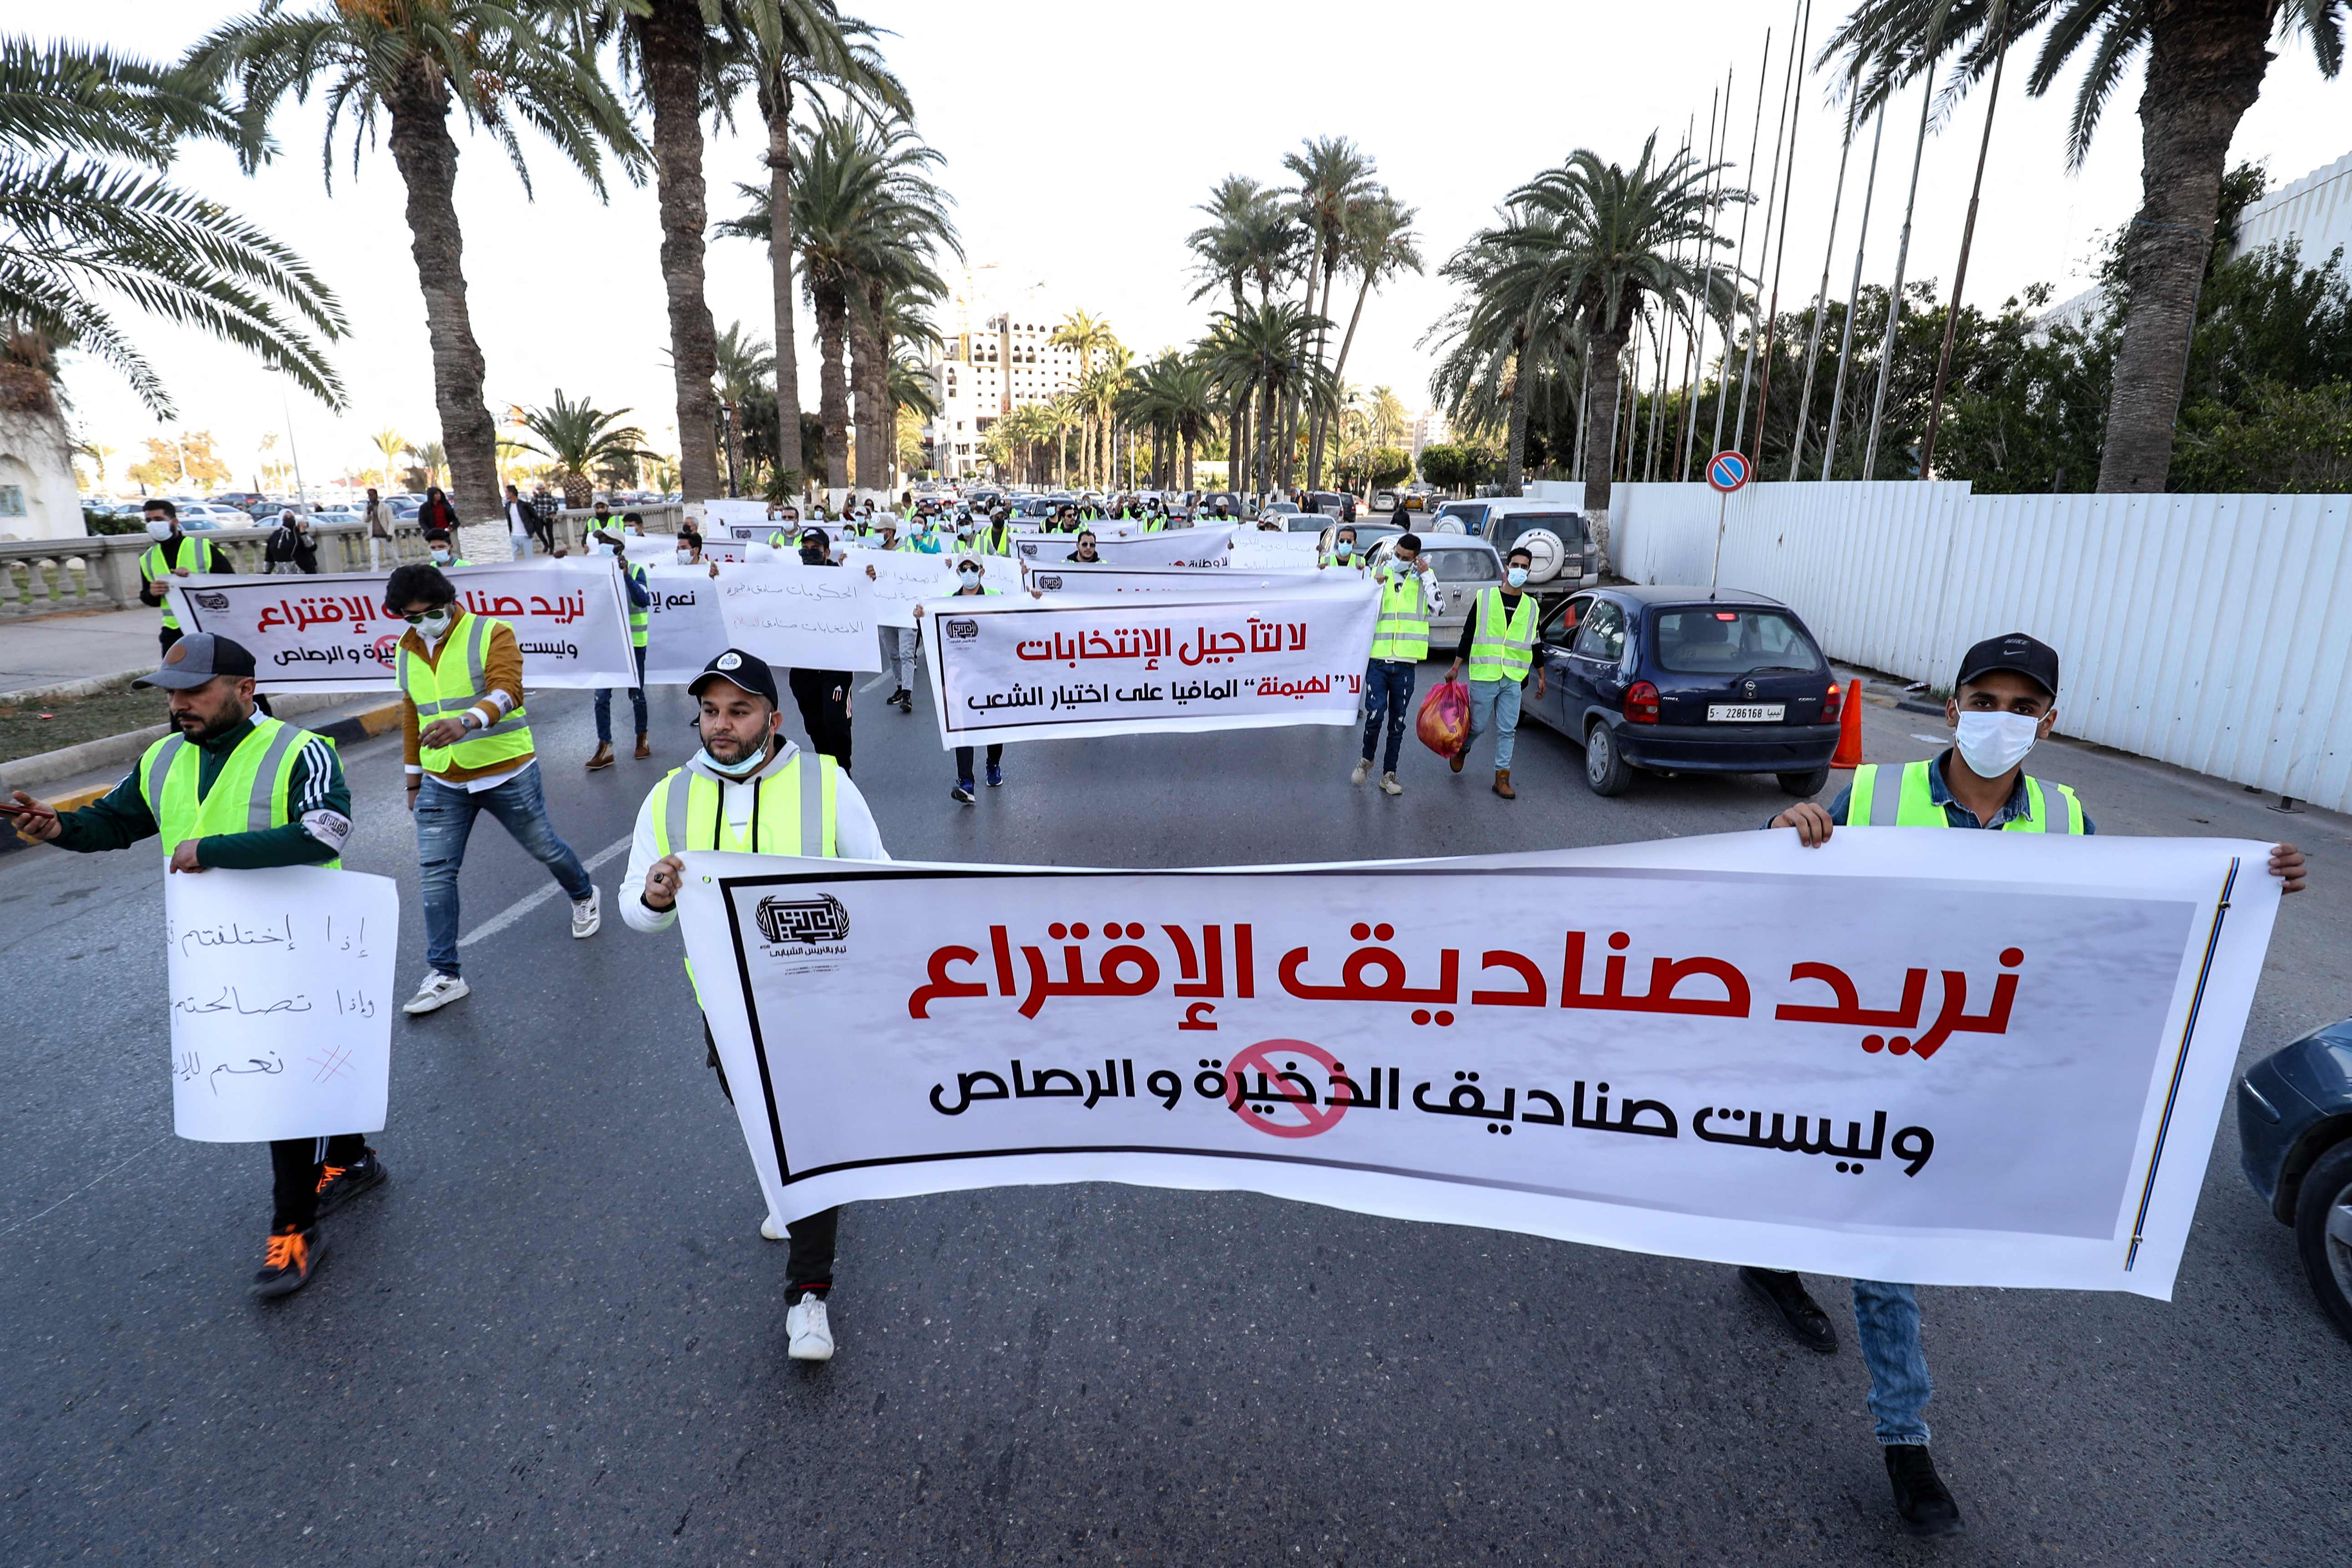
[1706,450,1751,494]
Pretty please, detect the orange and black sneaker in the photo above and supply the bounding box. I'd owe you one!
[314,1150,388,1219]
[251,1225,324,1299]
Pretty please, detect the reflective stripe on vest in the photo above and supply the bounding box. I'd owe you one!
[1849,759,2083,833]
[624,563,649,648]
[398,613,534,773]
[142,539,216,631]
[1467,586,1539,682]
[650,753,840,859]
[137,715,339,867]
[1369,572,1430,661]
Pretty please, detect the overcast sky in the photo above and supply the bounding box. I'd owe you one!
[53,0,2352,490]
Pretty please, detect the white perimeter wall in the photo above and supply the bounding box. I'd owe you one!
[1609,481,2352,813]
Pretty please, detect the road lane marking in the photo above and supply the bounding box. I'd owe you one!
[458,832,633,949]
[860,672,894,693]
[0,1133,169,1239]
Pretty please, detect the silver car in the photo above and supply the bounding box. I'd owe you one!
[1364,535,1505,653]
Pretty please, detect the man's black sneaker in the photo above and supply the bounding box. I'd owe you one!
[1884,1444,1964,1537]
[1740,1265,1838,1353]
[314,1151,388,1219]
[252,1226,324,1299]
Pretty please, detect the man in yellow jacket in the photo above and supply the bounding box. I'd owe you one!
[385,562,602,1016]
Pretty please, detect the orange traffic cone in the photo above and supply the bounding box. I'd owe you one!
[1831,677,1864,769]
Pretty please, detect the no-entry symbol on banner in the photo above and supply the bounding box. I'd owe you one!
[1224,1038,1351,1139]
[1707,450,1751,494]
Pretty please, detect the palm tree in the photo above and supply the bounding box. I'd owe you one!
[715,1,908,503]
[1424,210,1575,497]
[712,320,776,496]
[1283,137,1378,487]
[414,439,450,488]
[1505,137,1731,515]
[184,2,636,521]
[1049,309,1116,486]
[1080,346,1130,492]
[1366,384,1410,448]
[1205,300,1328,496]
[513,389,657,506]
[1320,193,1424,482]
[371,428,411,490]
[1,36,345,419]
[1828,0,2349,492]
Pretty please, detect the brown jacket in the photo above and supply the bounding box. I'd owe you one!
[400,610,533,784]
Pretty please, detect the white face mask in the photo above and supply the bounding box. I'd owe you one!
[957,566,983,586]
[415,609,454,642]
[1506,567,1529,589]
[675,548,693,565]
[697,742,769,779]
[145,519,175,541]
[1952,709,2043,779]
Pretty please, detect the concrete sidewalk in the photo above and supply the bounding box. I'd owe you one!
[0,607,162,695]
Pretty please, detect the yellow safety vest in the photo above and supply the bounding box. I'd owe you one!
[648,753,842,1001]
[137,715,339,868]
[1369,569,1431,661]
[141,537,222,632]
[398,612,535,775]
[1848,759,2084,833]
[1467,586,1539,683]
[624,562,649,649]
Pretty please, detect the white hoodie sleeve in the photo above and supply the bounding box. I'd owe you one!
[618,784,677,933]
[832,773,891,861]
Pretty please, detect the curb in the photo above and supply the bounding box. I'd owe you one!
[1,698,402,855]
[0,668,154,705]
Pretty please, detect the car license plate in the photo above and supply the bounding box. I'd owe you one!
[1708,703,1785,722]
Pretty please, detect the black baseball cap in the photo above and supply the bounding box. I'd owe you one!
[1955,632,2060,697]
[687,648,780,707]
[138,633,256,689]
[798,527,830,552]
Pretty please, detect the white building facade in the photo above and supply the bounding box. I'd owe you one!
[923,269,1085,480]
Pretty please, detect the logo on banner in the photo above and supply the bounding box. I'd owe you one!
[369,633,400,667]
[756,893,850,946]
[1035,575,1063,590]
[190,591,230,611]
[944,617,979,641]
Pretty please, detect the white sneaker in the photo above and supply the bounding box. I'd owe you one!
[402,971,470,1015]
[760,1214,786,1241]
[786,1295,835,1362]
[1379,771,1404,796]
[570,887,601,938]
[1350,759,1370,786]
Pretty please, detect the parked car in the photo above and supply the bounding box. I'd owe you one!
[1259,500,1301,520]
[1363,535,1505,653]
[174,503,250,530]
[1421,498,1598,596]
[1316,521,1402,560]
[1299,490,1357,522]
[1519,586,1842,798]
[2237,1021,2352,1341]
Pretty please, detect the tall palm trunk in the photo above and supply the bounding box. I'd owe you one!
[759,71,804,496]
[850,285,888,496]
[1579,319,1633,516]
[2096,3,2272,492]
[813,284,850,495]
[384,66,499,522]
[634,1,721,504]
[1503,324,1532,495]
[1307,256,1340,486]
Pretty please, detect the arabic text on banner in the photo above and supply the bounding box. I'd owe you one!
[703,499,773,528]
[169,562,639,693]
[1024,562,1324,597]
[676,830,2280,1299]
[166,866,400,1143]
[712,562,883,673]
[1229,531,1326,570]
[1011,524,1236,568]
[643,561,731,684]
[921,579,1378,747]
[841,547,961,629]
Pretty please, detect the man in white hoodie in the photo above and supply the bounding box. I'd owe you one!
[621,647,889,1365]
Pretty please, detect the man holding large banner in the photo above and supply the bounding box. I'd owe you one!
[4,634,385,1300]
[620,649,891,1365]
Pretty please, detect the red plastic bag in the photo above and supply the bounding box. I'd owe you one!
[1416,678,1471,758]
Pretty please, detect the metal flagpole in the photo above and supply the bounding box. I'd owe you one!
[1733,7,1798,455]
[1864,21,1939,482]
[1918,1,2013,479]
[1680,75,1728,481]
[1821,45,1891,479]
[1787,87,1860,479]
[1715,32,1770,459]
[1748,0,1813,464]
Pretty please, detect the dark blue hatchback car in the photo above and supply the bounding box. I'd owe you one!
[2237,1020,2352,1341]
[1521,586,1844,797]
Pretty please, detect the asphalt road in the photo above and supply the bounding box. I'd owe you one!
[5,665,2349,1567]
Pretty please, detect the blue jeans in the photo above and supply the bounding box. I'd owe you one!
[1464,677,1523,769]
[1360,660,1417,773]
[1853,1280,1931,1445]
[416,765,593,978]
[594,645,649,743]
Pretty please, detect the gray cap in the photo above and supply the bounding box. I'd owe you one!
[137,633,257,690]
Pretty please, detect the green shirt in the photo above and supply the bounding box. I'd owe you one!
[52,714,352,869]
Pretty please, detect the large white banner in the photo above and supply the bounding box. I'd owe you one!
[921,580,1378,746]
[643,561,731,684]
[166,866,399,1143]
[1229,530,1326,570]
[703,499,774,529]
[677,830,2282,1298]
[1012,524,1235,567]
[169,562,638,693]
[713,561,883,672]
[1023,561,1323,597]
[842,547,961,628]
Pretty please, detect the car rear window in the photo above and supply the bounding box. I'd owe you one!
[1491,511,1581,542]
[1652,607,1824,674]
[1425,548,1500,582]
